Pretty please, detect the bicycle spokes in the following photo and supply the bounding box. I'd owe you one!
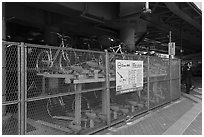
[47,97,66,117]
[36,50,52,73]
[59,51,73,74]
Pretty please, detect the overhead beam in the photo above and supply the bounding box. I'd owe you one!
[150,3,167,8]
[55,2,118,20]
[187,2,202,16]
[140,13,201,47]
[165,2,201,31]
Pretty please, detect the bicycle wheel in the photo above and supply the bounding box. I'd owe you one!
[86,53,99,69]
[36,50,52,73]
[59,51,73,74]
[98,55,105,70]
[47,97,66,117]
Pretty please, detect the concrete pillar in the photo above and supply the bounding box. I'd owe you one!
[120,26,135,52]
[119,2,147,52]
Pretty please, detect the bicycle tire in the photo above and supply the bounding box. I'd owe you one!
[98,55,105,70]
[36,50,52,73]
[59,51,73,74]
[47,97,66,117]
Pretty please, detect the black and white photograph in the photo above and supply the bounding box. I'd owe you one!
[2,1,202,135]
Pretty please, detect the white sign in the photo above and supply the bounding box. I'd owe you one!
[168,42,175,55]
[116,60,143,94]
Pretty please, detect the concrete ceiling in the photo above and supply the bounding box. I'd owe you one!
[3,2,202,55]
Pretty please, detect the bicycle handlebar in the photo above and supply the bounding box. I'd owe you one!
[109,44,122,50]
[50,32,71,39]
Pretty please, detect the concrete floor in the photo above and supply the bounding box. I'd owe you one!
[97,76,202,135]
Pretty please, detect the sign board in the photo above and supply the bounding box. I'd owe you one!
[116,60,143,94]
[168,42,175,55]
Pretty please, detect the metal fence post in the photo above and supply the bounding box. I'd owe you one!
[24,43,27,134]
[17,44,21,135]
[147,55,150,111]
[2,17,6,117]
[178,59,181,98]
[169,58,172,102]
[20,42,26,135]
[105,50,111,126]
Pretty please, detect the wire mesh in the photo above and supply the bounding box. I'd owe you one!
[3,41,181,135]
[2,41,20,135]
[148,56,170,109]
[2,109,19,135]
[149,56,169,82]
[170,59,181,100]
[25,44,106,134]
[170,59,180,79]
[109,53,148,122]
[3,42,19,102]
[149,81,170,109]
[171,79,180,101]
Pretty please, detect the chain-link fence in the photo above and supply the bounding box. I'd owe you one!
[23,43,107,135]
[149,56,171,109]
[109,53,148,124]
[2,41,181,135]
[170,59,181,101]
[2,41,20,135]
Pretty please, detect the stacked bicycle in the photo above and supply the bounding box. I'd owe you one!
[35,33,108,132]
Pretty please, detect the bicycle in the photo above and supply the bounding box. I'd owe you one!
[77,37,105,73]
[108,38,126,60]
[104,38,130,74]
[36,32,74,74]
[46,91,92,130]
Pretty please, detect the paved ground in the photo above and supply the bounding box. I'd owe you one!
[97,77,202,135]
[183,112,202,135]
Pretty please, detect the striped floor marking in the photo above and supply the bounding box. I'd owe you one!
[163,102,202,135]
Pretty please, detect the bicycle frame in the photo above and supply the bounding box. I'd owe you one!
[49,35,67,64]
[109,44,125,61]
[110,45,123,54]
